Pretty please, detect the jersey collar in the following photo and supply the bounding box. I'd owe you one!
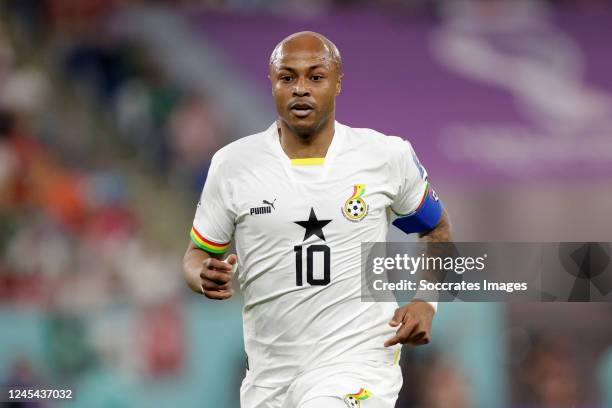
[266,120,346,182]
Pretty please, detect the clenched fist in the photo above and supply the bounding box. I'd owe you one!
[199,254,237,300]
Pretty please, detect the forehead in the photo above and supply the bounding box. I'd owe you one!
[270,37,336,70]
[273,54,335,71]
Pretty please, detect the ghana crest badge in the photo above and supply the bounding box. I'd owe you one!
[344,388,372,407]
[342,184,369,222]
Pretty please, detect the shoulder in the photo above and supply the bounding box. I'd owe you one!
[210,128,271,172]
[341,123,414,158]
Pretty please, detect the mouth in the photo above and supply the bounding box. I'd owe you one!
[289,102,314,118]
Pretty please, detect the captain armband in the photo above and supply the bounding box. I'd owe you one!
[392,183,443,234]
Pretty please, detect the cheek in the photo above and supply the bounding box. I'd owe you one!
[272,89,288,104]
[315,88,336,108]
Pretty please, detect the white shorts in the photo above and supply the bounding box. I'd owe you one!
[240,359,403,408]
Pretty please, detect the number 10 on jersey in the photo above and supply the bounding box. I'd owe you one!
[293,245,331,286]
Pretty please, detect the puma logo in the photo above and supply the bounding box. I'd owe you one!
[250,199,276,216]
[262,199,276,209]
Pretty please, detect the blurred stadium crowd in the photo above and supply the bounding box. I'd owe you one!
[1,1,612,407]
[0,1,231,406]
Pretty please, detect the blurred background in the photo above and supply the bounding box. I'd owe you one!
[1,0,611,407]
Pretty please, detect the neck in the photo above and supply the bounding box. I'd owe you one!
[278,116,335,159]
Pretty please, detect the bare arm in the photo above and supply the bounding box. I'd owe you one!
[183,241,237,300]
[385,209,452,347]
[419,208,452,242]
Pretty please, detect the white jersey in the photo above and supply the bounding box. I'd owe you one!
[191,121,429,386]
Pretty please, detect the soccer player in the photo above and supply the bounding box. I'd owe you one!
[183,31,452,408]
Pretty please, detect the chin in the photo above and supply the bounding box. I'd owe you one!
[294,124,318,138]
[286,119,318,138]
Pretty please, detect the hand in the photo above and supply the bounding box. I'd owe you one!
[384,300,435,347]
[200,254,237,300]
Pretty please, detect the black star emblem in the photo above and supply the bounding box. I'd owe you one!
[294,208,332,241]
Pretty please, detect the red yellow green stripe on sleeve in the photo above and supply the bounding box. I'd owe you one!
[190,226,230,254]
[391,181,430,217]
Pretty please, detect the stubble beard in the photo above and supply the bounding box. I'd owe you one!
[286,113,331,141]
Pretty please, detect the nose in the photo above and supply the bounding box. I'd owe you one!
[292,77,310,97]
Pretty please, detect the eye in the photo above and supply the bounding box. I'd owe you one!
[280,75,293,82]
[311,75,323,81]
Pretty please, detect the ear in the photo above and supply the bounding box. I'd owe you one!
[336,73,343,96]
[268,73,274,95]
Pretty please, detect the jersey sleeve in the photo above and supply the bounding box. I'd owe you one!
[190,153,235,254]
[390,140,430,216]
